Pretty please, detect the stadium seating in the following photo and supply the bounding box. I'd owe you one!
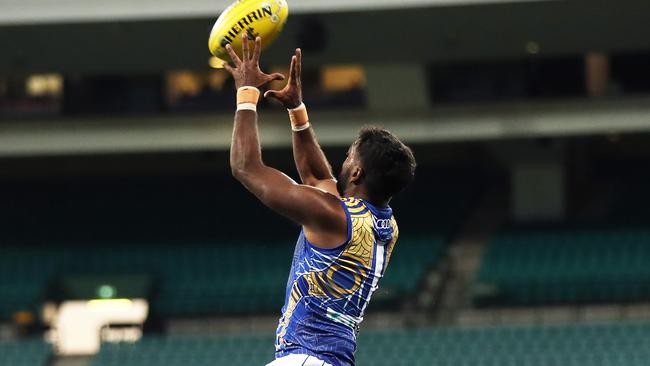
[3,322,649,366]
[474,226,650,306]
[0,169,474,320]
[0,338,51,366]
[375,235,445,303]
[0,234,443,319]
[93,333,274,366]
[92,322,650,366]
[0,241,295,318]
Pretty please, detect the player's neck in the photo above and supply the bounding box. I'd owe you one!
[345,187,390,208]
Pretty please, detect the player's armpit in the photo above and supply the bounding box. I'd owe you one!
[232,164,348,249]
[309,179,340,198]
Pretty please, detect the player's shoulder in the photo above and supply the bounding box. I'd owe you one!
[340,197,372,216]
[341,197,364,207]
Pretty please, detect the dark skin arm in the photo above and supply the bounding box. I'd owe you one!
[224,36,347,248]
[264,49,339,197]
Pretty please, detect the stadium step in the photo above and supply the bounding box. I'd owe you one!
[434,183,508,325]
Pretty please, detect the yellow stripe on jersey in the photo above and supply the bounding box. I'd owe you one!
[345,212,375,266]
[347,205,367,213]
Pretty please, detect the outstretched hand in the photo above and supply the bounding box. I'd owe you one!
[264,48,303,109]
[223,35,285,90]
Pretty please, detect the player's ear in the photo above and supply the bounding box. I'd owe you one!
[350,166,364,184]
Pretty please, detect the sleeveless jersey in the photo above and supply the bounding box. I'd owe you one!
[275,197,399,366]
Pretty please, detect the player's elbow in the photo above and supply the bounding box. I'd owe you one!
[230,156,249,181]
[231,165,248,182]
[230,161,262,183]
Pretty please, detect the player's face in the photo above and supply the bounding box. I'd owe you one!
[336,143,358,197]
[337,167,350,197]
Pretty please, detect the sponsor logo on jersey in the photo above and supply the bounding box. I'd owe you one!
[373,217,391,230]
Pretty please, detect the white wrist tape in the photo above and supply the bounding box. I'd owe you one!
[237,102,257,112]
[288,103,310,131]
[292,122,311,132]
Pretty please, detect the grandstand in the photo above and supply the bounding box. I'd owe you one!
[474,226,650,306]
[90,322,650,366]
[0,338,52,366]
[2,0,650,365]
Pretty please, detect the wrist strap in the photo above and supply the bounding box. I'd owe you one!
[292,122,311,132]
[237,102,257,112]
[237,86,260,105]
[288,103,310,131]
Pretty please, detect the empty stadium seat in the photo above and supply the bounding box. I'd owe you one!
[93,334,274,366]
[91,321,650,366]
[0,235,444,319]
[0,241,294,318]
[0,338,51,366]
[374,235,445,304]
[474,226,650,306]
[0,172,468,319]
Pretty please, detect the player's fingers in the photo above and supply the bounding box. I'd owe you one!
[225,44,241,66]
[267,73,285,82]
[296,48,302,80]
[222,62,234,74]
[264,90,280,99]
[241,34,250,61]
[289,55,297,84]
[253,37,262,62]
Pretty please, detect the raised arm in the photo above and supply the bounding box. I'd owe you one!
[224,36,347,248]
[264,49,339,196]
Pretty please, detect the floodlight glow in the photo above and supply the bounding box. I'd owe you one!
[86,299,133,310]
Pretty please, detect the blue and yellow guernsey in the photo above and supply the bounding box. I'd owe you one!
[275,197,398,366]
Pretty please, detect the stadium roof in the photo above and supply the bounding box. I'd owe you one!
[0,0,549,25]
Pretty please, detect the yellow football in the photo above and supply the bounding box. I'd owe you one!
[208,0,289,67]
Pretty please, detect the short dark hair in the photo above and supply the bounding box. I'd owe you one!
[355,126,416,202]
